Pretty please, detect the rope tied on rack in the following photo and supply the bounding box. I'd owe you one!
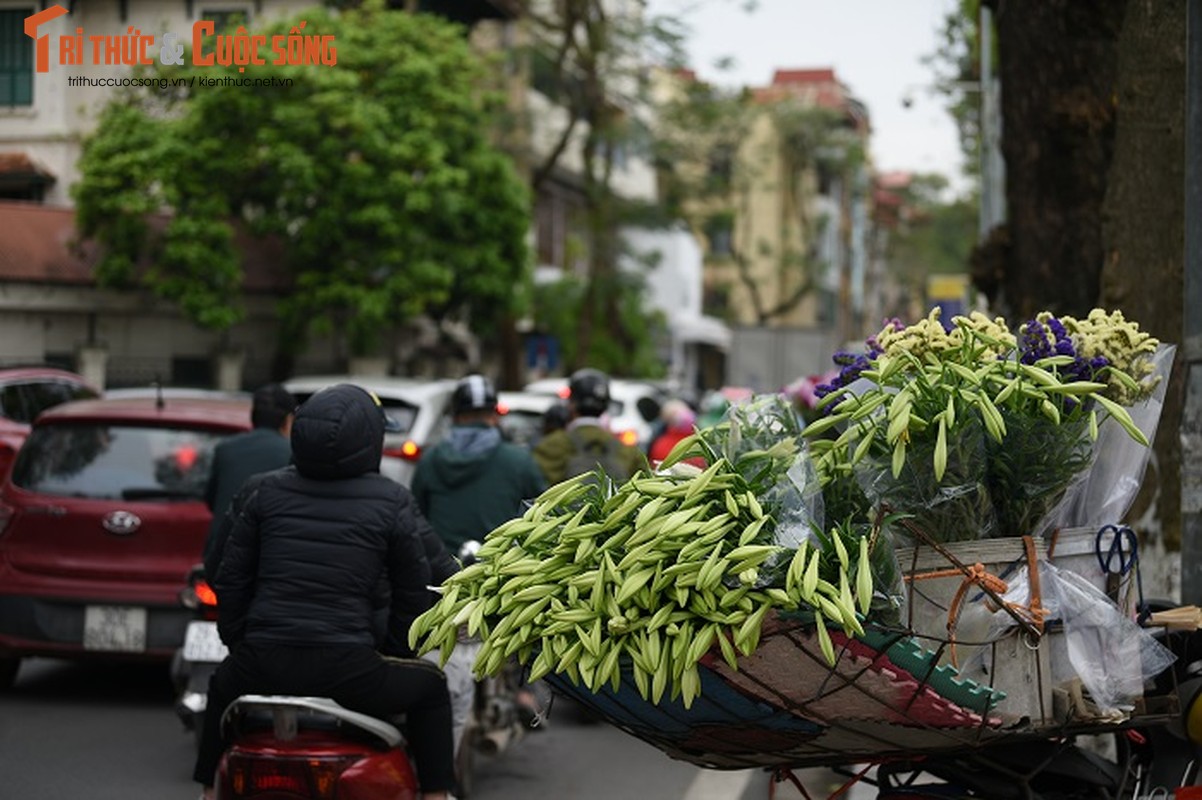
[906,561,1008,668]
[1013,535,1049,630]
[902,536,1049,667]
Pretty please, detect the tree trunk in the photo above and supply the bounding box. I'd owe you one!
[981,0,1186,552]
[1100,0,1186,548]
[984,0,1126,320]
[497,314,524,390]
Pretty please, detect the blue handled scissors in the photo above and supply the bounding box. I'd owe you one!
[1095,524,1138,576]
[1095,524,1148,622]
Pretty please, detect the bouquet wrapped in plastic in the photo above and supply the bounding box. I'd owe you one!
[803,308,1167,543]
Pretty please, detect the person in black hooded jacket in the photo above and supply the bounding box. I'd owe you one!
[192,384,455,800]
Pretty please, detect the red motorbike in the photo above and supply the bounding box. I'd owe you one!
[175,565,425,799]
[214,694,420,800]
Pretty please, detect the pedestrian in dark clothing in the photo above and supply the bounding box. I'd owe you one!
[193,384,455,800]
[202,383,295,579]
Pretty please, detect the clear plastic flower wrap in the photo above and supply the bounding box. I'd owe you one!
[971,560,1176,713]
[707,393,825,550]
[987,410,1093,538]
[853,413,998,545]
[1038,343,1176,534]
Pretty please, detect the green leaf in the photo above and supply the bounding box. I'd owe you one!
[1091,393,1149,446]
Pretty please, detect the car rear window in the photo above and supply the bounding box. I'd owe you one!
[12,424,228,501]
[291,391,418,435]
[498,410,544,447]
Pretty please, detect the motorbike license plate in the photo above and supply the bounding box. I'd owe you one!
[83,606,147,652]
[182,620,228,662]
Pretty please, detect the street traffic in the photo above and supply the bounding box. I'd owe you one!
[0,657,860,799]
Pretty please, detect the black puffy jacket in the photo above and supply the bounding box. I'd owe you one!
[214,384,441,656]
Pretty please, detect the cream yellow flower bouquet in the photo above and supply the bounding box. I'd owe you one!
[803,308,1167,543]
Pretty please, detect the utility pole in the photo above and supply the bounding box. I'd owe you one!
[1182,0,1202,604]
[979,5,1006,238]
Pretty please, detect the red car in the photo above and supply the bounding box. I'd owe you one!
[0,395,252,688]
[0,367,100,480]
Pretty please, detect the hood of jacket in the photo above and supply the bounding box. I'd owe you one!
[429,424,502,488]
[290,384,384,480]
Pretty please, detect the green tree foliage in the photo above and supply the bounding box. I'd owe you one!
[928,0,984,184]
[74,4,530,356]
[532,272,666,378]
[883,174,976,295]
[519,1,683,376]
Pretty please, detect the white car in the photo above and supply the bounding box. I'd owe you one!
[283,376,457,487]
[522,377,666,450]
[496,391,560,448]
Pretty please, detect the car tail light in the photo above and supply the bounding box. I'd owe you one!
[225,754,361,799]
[617,429,639,447]
[382,440,421,462]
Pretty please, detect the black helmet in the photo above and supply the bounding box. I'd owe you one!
[568,368,610,417]
[451,374,497,415]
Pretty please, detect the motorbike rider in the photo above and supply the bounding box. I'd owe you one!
[202,382,295,580]
[411,374,547,553]
[411,374,547,739]
[193,384,455,800]
[532,368,643,484]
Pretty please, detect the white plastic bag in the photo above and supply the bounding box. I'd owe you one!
[977,561,1175,713]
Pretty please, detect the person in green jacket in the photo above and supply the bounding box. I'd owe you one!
[411,374,547,743]
[412,374,546,553]
[531,368,643,484]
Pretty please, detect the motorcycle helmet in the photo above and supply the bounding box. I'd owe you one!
[568,368,610,418]
[451,374,498,415]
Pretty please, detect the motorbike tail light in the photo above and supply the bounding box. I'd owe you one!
[181,576,219,614]
[616,428,639,447]
[193,579,218,610]
[382,440,421,462]
[225,754,360,799]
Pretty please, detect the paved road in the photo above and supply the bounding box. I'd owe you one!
[0,658,198,800]
[0,657,870,800]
